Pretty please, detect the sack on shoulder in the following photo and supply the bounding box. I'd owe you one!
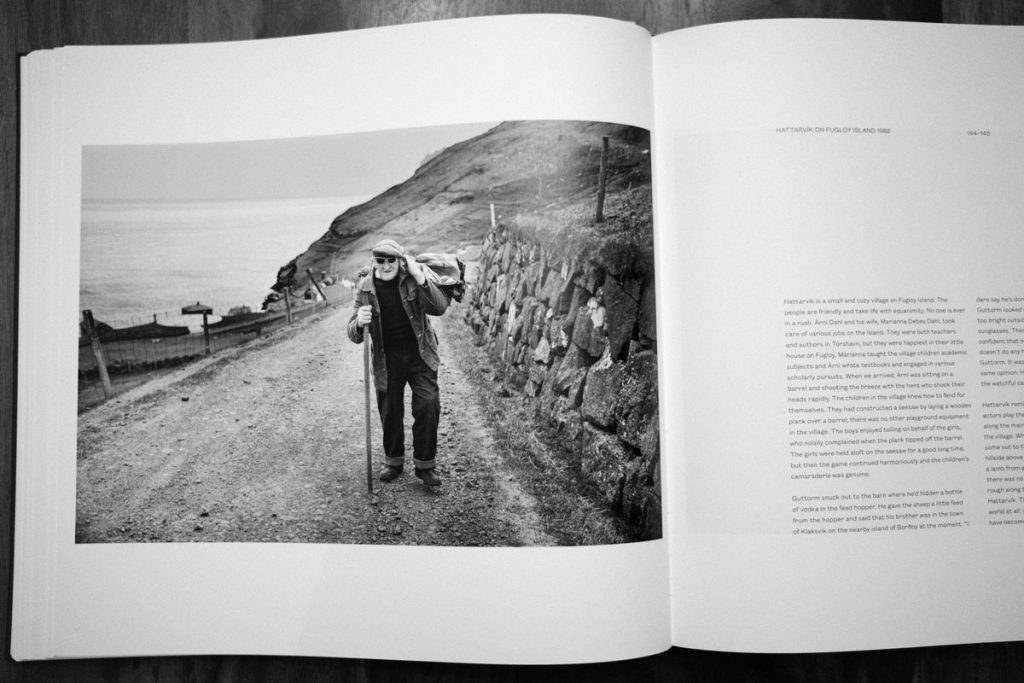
[415,253,467,303]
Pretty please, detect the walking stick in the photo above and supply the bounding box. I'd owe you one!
[364,333,373,496]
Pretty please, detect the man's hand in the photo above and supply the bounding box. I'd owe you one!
[356,305,373,327]
[403,254,426,285]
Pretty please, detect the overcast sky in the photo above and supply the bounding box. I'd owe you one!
[82,122,496,203]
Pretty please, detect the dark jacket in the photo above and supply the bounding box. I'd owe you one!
[347,271,450,392]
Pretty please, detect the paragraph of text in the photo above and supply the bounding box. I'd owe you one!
[784,297,970,480]
[791,489,966,535]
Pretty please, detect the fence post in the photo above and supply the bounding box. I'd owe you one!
[82,310,113,399]
[306,268,328,307]
[284,288,293,324]
[202,311,211,354]
[595,135,609,223]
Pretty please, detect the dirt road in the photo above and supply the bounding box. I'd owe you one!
[76,302,556,546]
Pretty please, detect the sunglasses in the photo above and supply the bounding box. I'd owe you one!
[373,256,398,265]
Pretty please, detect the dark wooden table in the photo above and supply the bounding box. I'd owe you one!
[2,1,1022,681]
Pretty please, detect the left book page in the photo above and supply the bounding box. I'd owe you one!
[13,15,668,664]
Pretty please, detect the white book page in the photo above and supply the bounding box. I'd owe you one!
[13,15,669,663]
[653,19,1024,652]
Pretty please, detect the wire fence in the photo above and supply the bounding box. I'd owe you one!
[79,283,352,411]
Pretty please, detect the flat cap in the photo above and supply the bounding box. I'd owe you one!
[371,239,404,257]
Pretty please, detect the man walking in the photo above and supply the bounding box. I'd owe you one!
[347,239,450,486]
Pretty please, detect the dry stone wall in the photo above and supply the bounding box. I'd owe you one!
[464,226,661,540]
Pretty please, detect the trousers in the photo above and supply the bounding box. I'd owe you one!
[377,347,440,470]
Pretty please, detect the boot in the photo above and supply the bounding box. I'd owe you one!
[379,464,403,482]
[415,468,441,486]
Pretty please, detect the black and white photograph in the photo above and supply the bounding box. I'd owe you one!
[13,4,1024,678]
[75,120,660,547]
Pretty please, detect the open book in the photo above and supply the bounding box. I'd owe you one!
[14,14,1024,664]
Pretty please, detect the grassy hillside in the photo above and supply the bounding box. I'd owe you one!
[271,120,651,296]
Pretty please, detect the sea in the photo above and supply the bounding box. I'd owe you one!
[80,196,365,331]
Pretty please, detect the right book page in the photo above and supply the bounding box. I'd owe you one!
[652,19,1024,652]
